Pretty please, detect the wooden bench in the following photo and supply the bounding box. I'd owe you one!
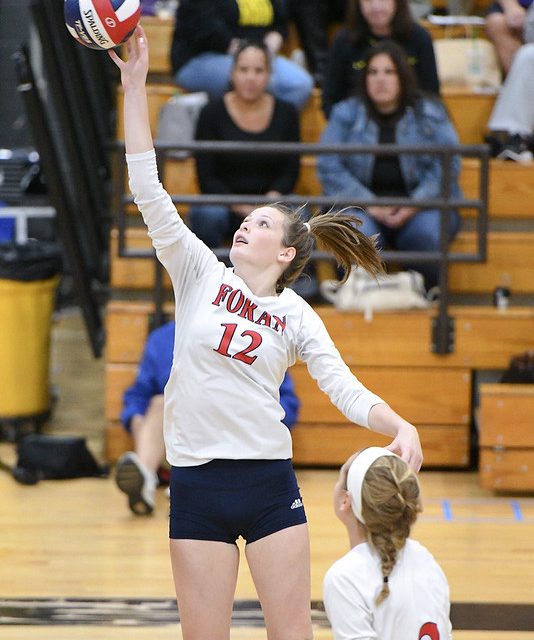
[116,81,494,146]
[442,88,496,145]
[110,226,534,296]
[138,15,174,76]
[478,384,534,492]
[449,231,534,294]
[460,159,534,219]
[154,155,534,221]
[105,300,471,466]
[290,363,471,467]
[105,300,534,464]
[104,300,174,461]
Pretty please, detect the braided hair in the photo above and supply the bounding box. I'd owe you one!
[361,456,422,604]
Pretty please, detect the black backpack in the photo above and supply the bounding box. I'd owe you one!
[5,434,108,485]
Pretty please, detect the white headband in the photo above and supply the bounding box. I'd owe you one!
[347,447,398,524]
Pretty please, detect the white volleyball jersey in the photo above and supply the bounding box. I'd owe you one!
[323,539,452,640]
[127,150,385,466]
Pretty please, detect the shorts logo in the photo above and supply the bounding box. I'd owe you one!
[290,498,303,510]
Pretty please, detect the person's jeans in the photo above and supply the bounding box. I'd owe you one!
[354,207,461,290]
[175,53,314,110]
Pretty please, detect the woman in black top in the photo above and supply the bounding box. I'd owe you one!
[322,0,440,116]
[191,40,300,248]
[171,0,313,110]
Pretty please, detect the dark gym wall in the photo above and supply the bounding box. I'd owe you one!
[0,0,35,148]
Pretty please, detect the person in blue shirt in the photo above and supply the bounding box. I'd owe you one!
[115,320,301,515]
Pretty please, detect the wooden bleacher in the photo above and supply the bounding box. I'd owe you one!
[116,82,494,146]
[105,299,534,466]
[110,225,534,297]
[113,149,534,300]
[155,155,534,221]
[107,14,534,474]
[478,384,534,492]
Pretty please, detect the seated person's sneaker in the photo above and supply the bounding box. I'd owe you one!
[115,451,158,515]
[497,134,534,163]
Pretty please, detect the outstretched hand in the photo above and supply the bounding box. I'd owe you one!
[385,423,423,472]
[108,25,149,92]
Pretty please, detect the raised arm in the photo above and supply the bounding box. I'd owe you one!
[108,26,152,154]
[108,27,219,288]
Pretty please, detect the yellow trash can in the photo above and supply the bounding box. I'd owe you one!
[0,240,61,420]
[0,272,59,419]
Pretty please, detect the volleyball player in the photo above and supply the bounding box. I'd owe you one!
[324,447,452,639]
[110,27,422,640]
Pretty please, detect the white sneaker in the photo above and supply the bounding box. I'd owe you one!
[497,148,533,163]
[115,452,158,516]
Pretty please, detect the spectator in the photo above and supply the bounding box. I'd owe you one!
[322,0,440,117]
[170,0,313,110]
[323,447,452,639]
[191,40,301,249]
[485,5,534,159]
[115,320,300,515]
[284,0,338,87]
[485,0,534,74]
[485,44,534,159]
[317,42,461,291]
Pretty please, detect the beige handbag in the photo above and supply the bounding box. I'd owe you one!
[320,267,430,314]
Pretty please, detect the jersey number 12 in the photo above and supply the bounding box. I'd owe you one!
[214,323,262,365]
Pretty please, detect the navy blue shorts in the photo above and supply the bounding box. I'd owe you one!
[169,459,307,544]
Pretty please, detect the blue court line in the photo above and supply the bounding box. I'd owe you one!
[511,501,524,521]
[419,498,534,523]
[421,515,534,524]
[442,499,453,521]
[425,498,534,505]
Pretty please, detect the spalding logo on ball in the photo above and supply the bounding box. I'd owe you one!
[64,0,141,50]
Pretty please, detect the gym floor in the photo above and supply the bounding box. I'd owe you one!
[1,308,533,639]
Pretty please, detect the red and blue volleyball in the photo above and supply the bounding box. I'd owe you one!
[64,0,141,50]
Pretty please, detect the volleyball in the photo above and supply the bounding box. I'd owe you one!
[64,0,141,50]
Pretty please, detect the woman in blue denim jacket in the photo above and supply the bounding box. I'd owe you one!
[318,41,461,290]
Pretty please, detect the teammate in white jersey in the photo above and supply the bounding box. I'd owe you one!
[111,27,423,640]
[324,447,452,640]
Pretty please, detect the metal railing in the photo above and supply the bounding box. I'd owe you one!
[113,140,490,354]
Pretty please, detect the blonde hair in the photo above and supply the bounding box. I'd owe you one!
[340,454,422,605]
[361,456,422,605]
[269,204,384,293]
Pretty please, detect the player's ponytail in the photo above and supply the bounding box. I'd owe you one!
[271,205,384,293]
[361,456,422,605]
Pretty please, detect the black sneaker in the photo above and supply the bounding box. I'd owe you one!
[484,133,505,158]
[115,452,157,516]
